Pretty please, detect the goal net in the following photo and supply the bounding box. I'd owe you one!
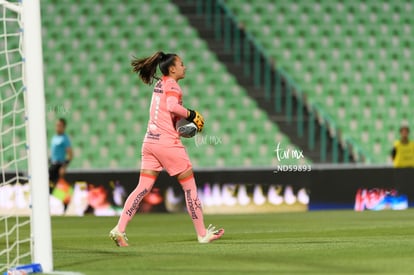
[0,1,31,272]
[0,0,52,273]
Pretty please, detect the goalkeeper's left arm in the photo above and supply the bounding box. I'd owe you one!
[166,94,188,118]
[166,94,204,132]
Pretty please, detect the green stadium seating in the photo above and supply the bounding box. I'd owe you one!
[224,0,414,163]
[40,0,309,168]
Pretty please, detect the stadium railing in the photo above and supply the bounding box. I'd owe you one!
[194,0,367,163]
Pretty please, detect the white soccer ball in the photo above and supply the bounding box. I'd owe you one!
[176,118,197,138]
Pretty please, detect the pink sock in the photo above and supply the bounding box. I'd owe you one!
[180,175,206,237]
[117,173,156,232]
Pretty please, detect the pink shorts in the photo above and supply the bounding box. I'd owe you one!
[141,142,192,176]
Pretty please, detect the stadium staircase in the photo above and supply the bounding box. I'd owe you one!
[40,0,309,169]
[194,0,413,164]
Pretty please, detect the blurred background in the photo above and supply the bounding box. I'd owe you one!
[2,0,414,215]
[41,0,413,168]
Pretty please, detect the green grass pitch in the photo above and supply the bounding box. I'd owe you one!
[47,210,414,275]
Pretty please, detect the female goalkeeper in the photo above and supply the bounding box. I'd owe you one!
[109,51,224,246]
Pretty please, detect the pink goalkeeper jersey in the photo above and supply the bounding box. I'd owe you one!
[143,76,184,145]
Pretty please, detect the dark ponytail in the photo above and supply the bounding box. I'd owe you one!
[131,51,177,85]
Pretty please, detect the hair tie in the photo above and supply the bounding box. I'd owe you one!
[159,52,166,61]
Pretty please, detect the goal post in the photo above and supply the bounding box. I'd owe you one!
[0,0,53,272]
[22,0,53,272]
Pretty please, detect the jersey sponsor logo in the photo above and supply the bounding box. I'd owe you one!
[154,81,163,94]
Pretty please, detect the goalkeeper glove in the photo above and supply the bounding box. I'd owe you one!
[187,109,204,132]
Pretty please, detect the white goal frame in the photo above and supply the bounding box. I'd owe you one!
[1,0,53,272]
[23,0,53,272]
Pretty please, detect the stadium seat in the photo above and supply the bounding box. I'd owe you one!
[224,0,414,163]
[40,0,306,168]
